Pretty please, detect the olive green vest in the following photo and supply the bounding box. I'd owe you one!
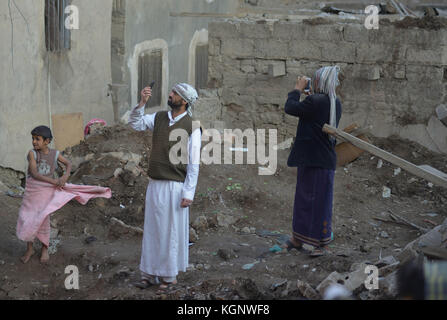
[148,111,193,182]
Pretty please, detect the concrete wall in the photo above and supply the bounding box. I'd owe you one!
[115,0,240,116]
[0,0,113,172]
[207,17,447,153]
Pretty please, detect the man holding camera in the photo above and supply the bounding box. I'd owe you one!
[129,83,201,289]
[283,66,342,257]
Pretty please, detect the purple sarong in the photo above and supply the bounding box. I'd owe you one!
[292,166,335,247]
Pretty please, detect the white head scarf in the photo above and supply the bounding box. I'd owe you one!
[172,83,198,117]
[312,66,341,141]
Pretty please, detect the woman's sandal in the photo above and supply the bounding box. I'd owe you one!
[282,239,305,252]
[309,246,331,257]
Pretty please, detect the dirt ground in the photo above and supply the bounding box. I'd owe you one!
[0,124,446,300]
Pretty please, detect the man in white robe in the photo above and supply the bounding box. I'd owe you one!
[129,83,201,289]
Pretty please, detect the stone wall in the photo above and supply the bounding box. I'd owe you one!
[206,17,447,153]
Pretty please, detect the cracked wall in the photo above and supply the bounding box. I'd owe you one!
[206,16,447,153]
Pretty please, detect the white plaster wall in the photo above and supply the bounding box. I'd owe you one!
[0,0,114,172]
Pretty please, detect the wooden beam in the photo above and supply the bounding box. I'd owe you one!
[323,124,447,188]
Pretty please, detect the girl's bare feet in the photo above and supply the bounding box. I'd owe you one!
[21,242,35,264]
[40,246,49,263]
[21,248,35,264]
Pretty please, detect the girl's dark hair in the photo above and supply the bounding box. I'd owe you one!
[31,126,53,140]
[397,257,425,300]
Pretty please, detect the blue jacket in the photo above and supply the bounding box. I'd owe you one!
[285,90,342,170]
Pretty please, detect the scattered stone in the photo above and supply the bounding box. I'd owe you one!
[296,280,321,300]
[241,227,251,234]
[189,227,199,242]
[113,168,123,178]
[382,187,391,198]
[216,213,238,228]
[192,216,208,231]
[360,244,372,253]
[217,248,236,261]
[317,263,369,296]
[109,217,143,239]
[124,161,141,177]
[380,231,389,238]
[380,271,398,298]
[115,266,132,279]
[84,236,97,244]
[376,159,383,169]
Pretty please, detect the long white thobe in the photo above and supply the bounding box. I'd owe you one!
[128,105,201,278]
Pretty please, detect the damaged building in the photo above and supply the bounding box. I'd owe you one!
[0,0,447,301]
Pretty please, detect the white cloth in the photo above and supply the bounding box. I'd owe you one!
[140,180,189,278]
[128,105,201,278]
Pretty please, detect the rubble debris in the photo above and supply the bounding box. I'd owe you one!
[323,283,352,300]
[316,263,370,297]
[382,186,391,198]
[84,236,97,245]
[109,217,143,238]
[296,279,321,300]
[189,227,199,243]
[436,104,447,126]
[192,216,208,231]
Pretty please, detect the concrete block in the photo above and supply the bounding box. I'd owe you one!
[343,23,368,43]
[356,44,406,63]
[273,22,306,40]
[393,65,406,79]
[268,61,286,77]
[305,24,344,42]
[221,38,255,58]
[239,21,273,39]
[427,116,447,153]
[208,38,221,56]
[436,104,447,126]
[321,42,356,63]
[367,65,381,80]
[288,40,322,60]
[406,47,446,66]
[399,124,441,153]
[208,22,240,39]
[254,39,288,59]
[368,25,398,44]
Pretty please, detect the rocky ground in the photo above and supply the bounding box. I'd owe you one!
[0,124,446,300]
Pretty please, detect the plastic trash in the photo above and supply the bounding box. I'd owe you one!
[269,245,282,253]
[242,261,259,270]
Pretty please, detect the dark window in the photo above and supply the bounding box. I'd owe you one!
[195,44,209,89]
[45,0,71,52]
[138,50,162,108]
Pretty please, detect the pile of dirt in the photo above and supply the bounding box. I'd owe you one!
[394,15,447,30]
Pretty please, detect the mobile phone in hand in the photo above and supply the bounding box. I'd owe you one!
[304,77,311,93]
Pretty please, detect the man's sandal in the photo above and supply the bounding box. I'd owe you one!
[159,279,177,290]
[133,279,155,289]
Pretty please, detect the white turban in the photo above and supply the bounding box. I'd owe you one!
[172,83,198,116]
